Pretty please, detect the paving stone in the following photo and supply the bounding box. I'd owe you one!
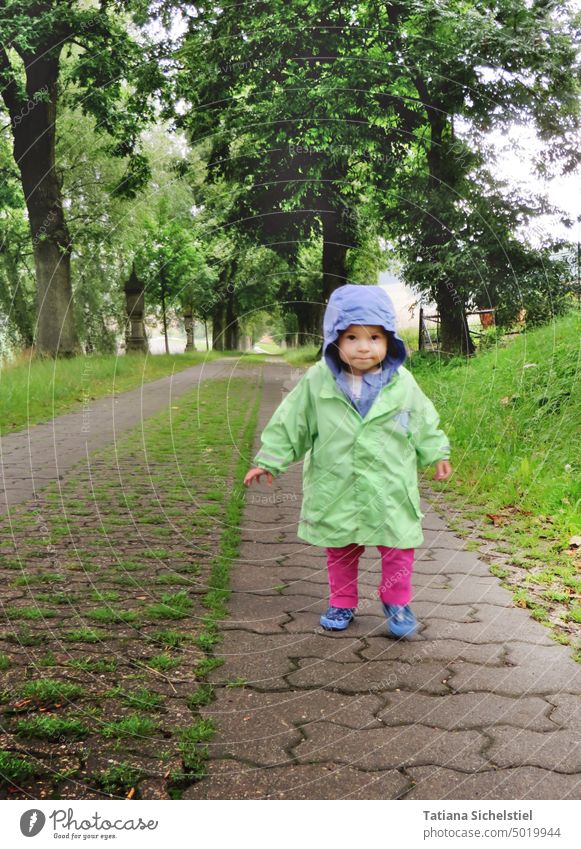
[414,577,512,607]
[287,657,453,695]
[230,565,311,594]
[182,760,409,799]
[405,765,581,799]
[421,609,556,646]
[421,530,468,550]
[238,542,319,564]
[546,694,581,732]
[503,643,581,685]
[218,594,293,632]
[447,658,581,696]
[487,726,581,772]
[200,687,384,732]
[293,722,488,771]
[361,637,506,666]
[206,630,363,686]
[377,692,556,731]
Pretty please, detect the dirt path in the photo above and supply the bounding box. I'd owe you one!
[185,362,581,800]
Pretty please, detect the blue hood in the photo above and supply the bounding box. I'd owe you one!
[322,284,407,376]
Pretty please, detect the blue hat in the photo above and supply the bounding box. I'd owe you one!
[322,284,407,376]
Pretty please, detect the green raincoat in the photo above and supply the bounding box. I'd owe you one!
[254,359,450,548]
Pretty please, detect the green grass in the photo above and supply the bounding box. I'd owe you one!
[140,653,181,671]
[94,763,144,796]
[186,684,215,709]
[86,607,139,624]
[148,629,193,648]
[15,716,88,740]
[106,687,163,711]
[2,606,58,620]
[18,679,84,704]
[0,349,260,435]
[4,627,47,646]
[145,591,192,620]
[62,628,107,643]
[170,719,216,786]
[100,715,157,739]
[0,750,38,785]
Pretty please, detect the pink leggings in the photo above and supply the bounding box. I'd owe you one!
[326,544,414,608]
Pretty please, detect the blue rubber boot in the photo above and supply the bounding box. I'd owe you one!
[382,603,417,638]
[319,606,355,631]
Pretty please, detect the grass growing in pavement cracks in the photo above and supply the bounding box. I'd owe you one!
[0,750,38,785]
[0,372,262,798]
[0,349,265,435]
[168,385,260,798]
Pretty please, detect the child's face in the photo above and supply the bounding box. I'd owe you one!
[337,324,388,375]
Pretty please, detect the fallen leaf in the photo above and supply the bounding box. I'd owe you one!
[486,514,505,526]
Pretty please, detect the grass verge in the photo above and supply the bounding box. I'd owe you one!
[0,349,264,435]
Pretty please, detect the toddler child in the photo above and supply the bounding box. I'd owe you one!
[244,284,452,638]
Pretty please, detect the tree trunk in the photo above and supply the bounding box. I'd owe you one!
[436,280,475,355]
[159,268,169,354]
[225,286,239,350]
[3,51,78,356]
[204,320,209,351]
[423,102,474,354]
[321,209,348,303]
[3,254,34,347]
[212,303,225,350]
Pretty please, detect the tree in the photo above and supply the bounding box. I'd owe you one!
[370,0,580,351]
[175,0,580,352]
[0,1,167,355]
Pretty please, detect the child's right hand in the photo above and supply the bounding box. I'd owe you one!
[243,467,273,487]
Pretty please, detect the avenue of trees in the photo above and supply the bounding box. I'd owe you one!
[1,0,579,357]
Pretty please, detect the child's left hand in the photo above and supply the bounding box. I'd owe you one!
[434,460,452,481]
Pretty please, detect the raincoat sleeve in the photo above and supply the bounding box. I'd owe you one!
[409,383,451,469]
[253,373,316,476]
